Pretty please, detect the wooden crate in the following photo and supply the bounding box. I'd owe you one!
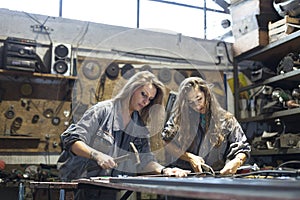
[268,16,300,43]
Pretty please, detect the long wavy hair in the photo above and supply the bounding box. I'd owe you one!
[113,71,165,130]
[172,77,232,148]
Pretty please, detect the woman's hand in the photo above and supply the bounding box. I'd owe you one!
[187,153,205,173]
[220,158,242,175]
[71,141,117,169]
[90,150,117,169]
[220,153,246,175]
[162,167,191,177]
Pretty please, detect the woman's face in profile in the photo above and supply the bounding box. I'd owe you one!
[187,88,206,114]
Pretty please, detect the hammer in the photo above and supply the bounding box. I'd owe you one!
[113,142,140,165]
[88,142,140,171]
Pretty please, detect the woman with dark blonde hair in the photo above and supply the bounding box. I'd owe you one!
[162,77,251,175]
[58,71,189,200]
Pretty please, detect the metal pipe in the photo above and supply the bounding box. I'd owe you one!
[59,0,63,17]
[137,0,140,28]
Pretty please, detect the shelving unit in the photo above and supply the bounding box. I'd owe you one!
[233,31,300,115]
[233,31,300,162]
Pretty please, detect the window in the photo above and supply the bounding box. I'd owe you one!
[0,0,232,40]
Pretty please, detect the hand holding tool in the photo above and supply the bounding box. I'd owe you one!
[113,142,140,165]
[87,142,140,171]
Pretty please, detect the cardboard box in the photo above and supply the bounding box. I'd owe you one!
[232,28,269,57]
[230,0,280,56]
[230,0,277,18]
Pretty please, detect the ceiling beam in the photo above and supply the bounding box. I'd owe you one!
[148,0,227,14]
[212,0,230,14]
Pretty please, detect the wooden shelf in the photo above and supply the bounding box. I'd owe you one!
[0,136,40,149]
[0,69,77,80]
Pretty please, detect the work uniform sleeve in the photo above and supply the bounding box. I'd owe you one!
[161,114,179,142]
[60,102,108,151]
[224,116,251,160]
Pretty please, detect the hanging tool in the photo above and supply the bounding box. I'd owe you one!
[95,73,106,102]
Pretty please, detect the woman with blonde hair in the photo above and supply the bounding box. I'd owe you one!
[58,71,189,200]
[162,77,251,175]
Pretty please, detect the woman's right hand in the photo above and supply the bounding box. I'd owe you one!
[71,141,117,169]
[187,153,205,173]
[90,150,116,169]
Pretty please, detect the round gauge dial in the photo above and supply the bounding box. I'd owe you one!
[82,61,102,80]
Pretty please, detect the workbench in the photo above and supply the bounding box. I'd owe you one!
[74,175,300,200]
[28,170,300,200]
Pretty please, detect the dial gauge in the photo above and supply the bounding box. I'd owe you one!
[82,61,102,80]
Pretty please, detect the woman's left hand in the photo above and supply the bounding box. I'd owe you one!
[220,158,241,175]
[162,167,191,177]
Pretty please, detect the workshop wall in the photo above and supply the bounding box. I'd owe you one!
[0,8,232,165]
